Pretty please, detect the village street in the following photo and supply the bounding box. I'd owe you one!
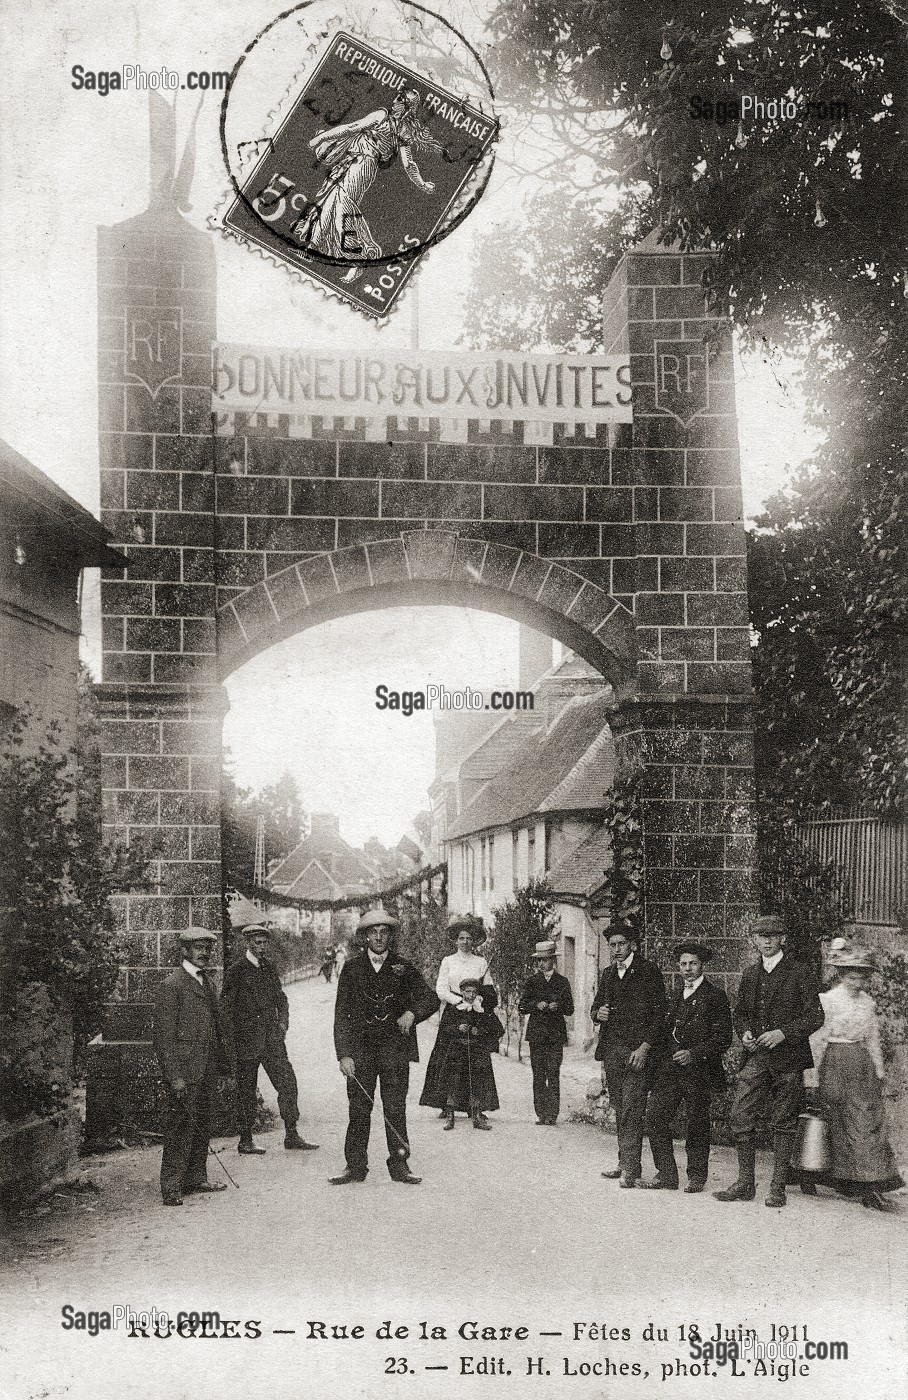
[2,976,906,1400]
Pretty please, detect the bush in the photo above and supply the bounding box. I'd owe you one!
[0,705,148,1120]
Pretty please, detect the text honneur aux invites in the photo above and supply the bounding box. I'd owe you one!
[213,347,633,425]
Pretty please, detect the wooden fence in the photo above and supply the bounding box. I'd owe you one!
[799,810,908,927]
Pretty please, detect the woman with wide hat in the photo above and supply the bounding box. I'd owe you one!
[419,913,499,1124]
[804,938,903,1210]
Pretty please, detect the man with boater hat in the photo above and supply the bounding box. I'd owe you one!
[330,908,438,1185]
[591,925,667,1187]
[153,928,232,1207]
[221,922,318,1156]
[642,941,733,1192]
[519,940,574,1125]
[714,913,824,1208]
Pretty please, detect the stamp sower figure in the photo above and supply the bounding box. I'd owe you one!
[331,908,438,1186]
[518,940,575,1126]
[300,88,440,278]
[220,922,318,1156]
[642,941,732,1192]
[153,928,232,1207]
[591,926,667,1187]
[714,914,824,1208]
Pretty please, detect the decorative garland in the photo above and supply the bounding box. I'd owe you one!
[230,862,447,913]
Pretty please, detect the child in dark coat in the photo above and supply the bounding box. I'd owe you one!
[430,977,502,1131]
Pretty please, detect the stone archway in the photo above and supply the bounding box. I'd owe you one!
[217,530,637,687]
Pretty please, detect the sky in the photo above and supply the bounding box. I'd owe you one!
[1,0,818,847]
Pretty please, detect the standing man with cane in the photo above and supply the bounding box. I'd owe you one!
[330,908,438,1186]
[153,928,233,1207]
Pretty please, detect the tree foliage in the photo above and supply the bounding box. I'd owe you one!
[221,757,306,892]
[486,879,559,1056]
[468,1,908,816]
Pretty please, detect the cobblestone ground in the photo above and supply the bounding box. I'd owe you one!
[2,977,906,1400]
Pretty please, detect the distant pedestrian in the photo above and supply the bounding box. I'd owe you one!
[320,944,337,982]
[591,926,666,1188]
[805,942,902,1211]
[330,909,438,1185]
[221,923,319,1155]
[714,914,823,1209]
[642,941,732,1193]
[518,940,574,1126]
[153,928,232,1207]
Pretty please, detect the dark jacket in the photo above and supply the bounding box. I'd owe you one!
[154,967,231,1086]
[221,955,289,1062]
[654,978,733,1093]
[590,954,666,1061]
[733,953,824,1072]
[519,971,575,1046]
[439,1000,504,1054]
[334,951,438,1063]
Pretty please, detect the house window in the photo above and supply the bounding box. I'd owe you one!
[544,822,552,873]
[512,829,519,891]
[528,828,536,879]
[488,833,495,892]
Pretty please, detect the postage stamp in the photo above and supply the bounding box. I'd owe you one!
[221,31,498,319]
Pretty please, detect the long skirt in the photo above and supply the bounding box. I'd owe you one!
[819,1043,902,1191]
[420,1033,499,1113]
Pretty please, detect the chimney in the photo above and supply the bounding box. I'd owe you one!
[518,624,553,691]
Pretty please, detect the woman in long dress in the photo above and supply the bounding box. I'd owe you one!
[297,87,440,274]
[420,913,499,1124]
[806,942,903,1210]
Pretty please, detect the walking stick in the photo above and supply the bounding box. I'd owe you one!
[348,1070,410,1161]
[208,1142,240,1188]
[465,1025,475,1117]
[140,1130,239,1188]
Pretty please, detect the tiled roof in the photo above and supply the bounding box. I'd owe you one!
[546,825,613,898]
[0,437,125,566]
[446,691,616,840]
[269,825,382,893]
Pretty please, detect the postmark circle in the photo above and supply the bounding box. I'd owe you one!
[218,0,499,285]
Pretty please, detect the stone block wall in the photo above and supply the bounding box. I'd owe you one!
[603,236,757,978]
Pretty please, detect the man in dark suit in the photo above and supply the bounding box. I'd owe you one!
[331,908,438,1186]
[518,939,575,1125]
[714,914,824,1208]
[591,926,667,1187]
[642,941,733,1193]
[221,923,318,1155]
[153,928,232,1207]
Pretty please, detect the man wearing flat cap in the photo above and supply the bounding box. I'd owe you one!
[715,914,824,1208]
[642,941,732,1192]
[519,941,574,1125]
[590,925,667,1187]
[221,923,318,1156]
[153,928,232,1207]
[330,908,438,1185]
